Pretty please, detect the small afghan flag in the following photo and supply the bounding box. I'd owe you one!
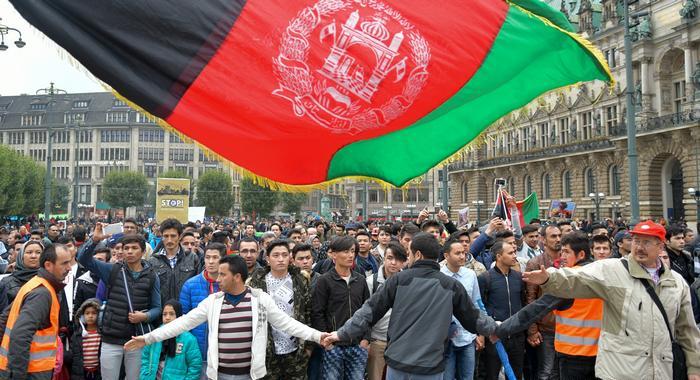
[10,0,611,188]
[492,191,539,227]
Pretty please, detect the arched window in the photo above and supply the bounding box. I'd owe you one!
[524,175,533,195]
[609,165,620,195]
[562,170,572,198]
[461,181,469,203]
[542,173,551,199]
[507,177,516,196]
[584,167,596,195]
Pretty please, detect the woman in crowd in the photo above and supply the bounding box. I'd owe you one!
[0,239,42,308]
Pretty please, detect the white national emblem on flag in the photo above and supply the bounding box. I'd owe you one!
[272,0,431,135]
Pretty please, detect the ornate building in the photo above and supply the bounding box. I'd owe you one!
[448,0,700,226]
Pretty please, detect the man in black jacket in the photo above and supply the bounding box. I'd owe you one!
[324,233,497,379]
[312,236,370,380]
[0,243,72,380]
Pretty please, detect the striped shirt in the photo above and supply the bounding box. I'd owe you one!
[82,329,101,370]
[218,290,253,375]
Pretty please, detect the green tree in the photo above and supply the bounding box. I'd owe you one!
[196,170,234,216]
[102,171,149,213]
[0,145,48,215]
[51,181,70,213]
[160,169,194,204]
[240,178,278,218]
[280,192,308,215]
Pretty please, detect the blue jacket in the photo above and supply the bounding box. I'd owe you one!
[179,272,219,360]
[140,331,202,380]
[481,266,526,323]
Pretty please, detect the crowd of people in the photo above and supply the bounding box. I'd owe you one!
[0,204,698,380]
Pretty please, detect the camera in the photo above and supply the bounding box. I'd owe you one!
[494,178,507,187]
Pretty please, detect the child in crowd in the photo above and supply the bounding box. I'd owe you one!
[71,298,103,380]
[139,300,202,380]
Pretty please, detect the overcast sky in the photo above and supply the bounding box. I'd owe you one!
[0,1,103,96]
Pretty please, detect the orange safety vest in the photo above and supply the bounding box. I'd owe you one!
[0,275,59,373]
[553,295,603,357]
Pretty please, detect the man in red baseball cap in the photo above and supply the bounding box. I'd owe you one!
[521,220,700,380]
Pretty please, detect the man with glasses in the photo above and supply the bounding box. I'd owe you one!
[523,221,700,380]
[239,237,262,279]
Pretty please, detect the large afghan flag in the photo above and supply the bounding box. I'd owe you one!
[10,0,611,188]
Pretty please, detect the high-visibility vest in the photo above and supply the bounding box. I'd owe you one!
[554,296,604,357]
[0,275,59,372]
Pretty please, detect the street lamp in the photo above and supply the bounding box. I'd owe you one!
[72,114,84,219]
[37,83,68,228]
[472,200,485,225]
[689,188,700,225]
[383,205,392,222]
[589,192,606,222]
[0,18,27,51]
[611,201,621,220]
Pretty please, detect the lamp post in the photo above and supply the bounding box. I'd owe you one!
[472,200,484,225]
[611,201,620,220]
[623,0,643,225]
[0,18,27,51]
[383,205,392,222]
[589,192,606,222]
[689,188,700,226]
[72,114,84,219]
[37,83,68,228]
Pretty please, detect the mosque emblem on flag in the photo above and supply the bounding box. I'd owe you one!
[272,0,431,134]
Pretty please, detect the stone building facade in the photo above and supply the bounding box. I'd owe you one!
[448,0,700,227]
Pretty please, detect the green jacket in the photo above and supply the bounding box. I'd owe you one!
[541,256,700,380]
[140,331,202,380]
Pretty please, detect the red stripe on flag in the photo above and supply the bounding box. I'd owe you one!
[166,0,509,184]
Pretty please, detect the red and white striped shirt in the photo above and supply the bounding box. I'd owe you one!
[217,291,253,376]
[82,329,101,370]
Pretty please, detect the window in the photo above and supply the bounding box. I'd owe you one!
[53,131,70,144]
[21,114,42,126]
[584,167,596,194]
[605,105,618,134]
[461,181,468,203]
[52,166,69,179]
[538,122,549,148]
[143,163,158,178]
[172,164,194,177]
[138,147,164,161]
[30,103,47,110]
[169,133,184,143]
[609,165,620,195]
[51,149,70,161]
[563,170,572,198]
[392,189,403,203]
[368,189,384,203]
[610,48,616,67]
[78,130,93,143]
[98,165,129,179]
[524,175,533,195]
[581,112,592,140]
[356,189,365,203]
[64,112,86,124]
[100,129,130,142]
[73,100,90,108]
[105,112,129,124]
[99,148,130,161]
[0,102,11,110]
[139,128,164,142]
[169,148,193,161]
[9,132,25,145]
[75,148,93,161]
[558,117,569,145]
[113,99,128,108]
[135,112,157,124]
[78,185,91,203]
[674,80,686,113]
[507,177,516,196]
[30,131,47,144]
[29,149,46,161]
[542,173,551,199]
[79,167,92,179]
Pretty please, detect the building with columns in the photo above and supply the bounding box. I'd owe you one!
[448,0,700,227]
[0,92,242,218]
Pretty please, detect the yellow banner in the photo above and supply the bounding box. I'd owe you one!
[156,178,190,223]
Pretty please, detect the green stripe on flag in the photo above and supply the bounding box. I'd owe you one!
[519,192,539,225]
[327,3,610,187]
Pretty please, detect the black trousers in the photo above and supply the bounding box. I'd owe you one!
[484,333,526,380]
[557,353,597,380]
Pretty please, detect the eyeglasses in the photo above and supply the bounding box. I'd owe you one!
[632,239,660,248]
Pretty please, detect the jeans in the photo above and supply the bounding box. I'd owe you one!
[216,374,252,380]
[307,345,323,380]
[537,332,559,380]
[100,342,142,380]
[322,345,368,380]
[443,341,476,380]
[387,367,444,380]
[557,354,596,380]
[200,361,208,380]
[483,333,525,380]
